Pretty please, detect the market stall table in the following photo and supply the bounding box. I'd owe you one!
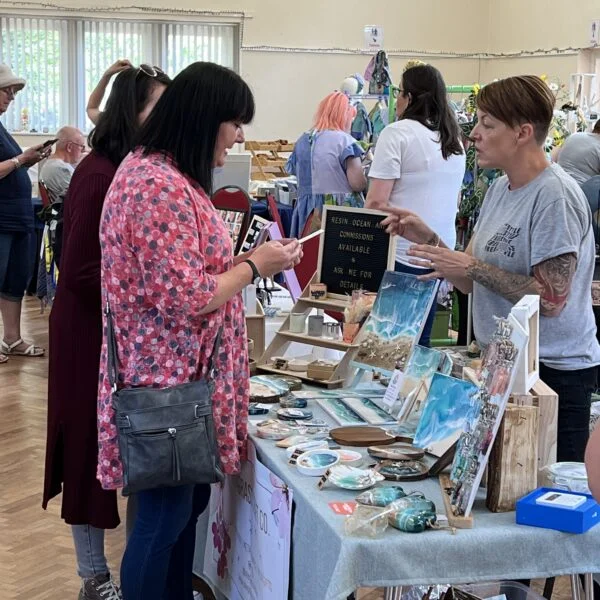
[245,401,600,600]
[193,395,598,600]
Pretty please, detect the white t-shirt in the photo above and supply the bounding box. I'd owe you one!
[369,119,466,266]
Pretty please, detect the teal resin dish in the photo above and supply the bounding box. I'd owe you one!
[355,486,407,507]
[296,450,341,476]
[388,507,437,533]
[328,465,385,491]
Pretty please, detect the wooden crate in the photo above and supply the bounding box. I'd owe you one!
[511,379,558,485]
[486,404,539,512]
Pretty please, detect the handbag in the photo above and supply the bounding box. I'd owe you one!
[105,302,224,495]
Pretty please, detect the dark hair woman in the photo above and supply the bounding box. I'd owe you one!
[366,63,465,346]
[96,62,302,599]
[382,75,600,466]
[43,63,171,600]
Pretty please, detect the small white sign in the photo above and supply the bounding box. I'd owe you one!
[364,25,384,51]
[382,368,404,408]
[591,19,600,46]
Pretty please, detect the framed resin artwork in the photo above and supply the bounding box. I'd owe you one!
[352,271,438,375]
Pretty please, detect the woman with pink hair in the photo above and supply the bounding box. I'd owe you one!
[287,91,367,236]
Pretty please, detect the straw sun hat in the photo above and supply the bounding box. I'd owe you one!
[0,64,26,91]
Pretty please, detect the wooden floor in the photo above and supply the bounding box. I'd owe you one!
[0,298,575,600]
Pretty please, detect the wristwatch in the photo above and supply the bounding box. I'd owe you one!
[11,157,20,169]
[244,259,262,285]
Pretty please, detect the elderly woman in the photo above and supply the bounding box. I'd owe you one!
[383,75,600,463]
[0,64,51,363]
[97,61,302,599]
[287,91,367,237]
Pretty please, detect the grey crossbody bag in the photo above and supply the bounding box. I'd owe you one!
[105,302,224,495]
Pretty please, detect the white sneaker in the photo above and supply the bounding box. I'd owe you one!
[193,593,204,599]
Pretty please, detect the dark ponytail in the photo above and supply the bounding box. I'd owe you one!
[399,65,463,160]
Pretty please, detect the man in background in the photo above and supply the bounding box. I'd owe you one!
[40,126,86,201]
[557,120,600,185]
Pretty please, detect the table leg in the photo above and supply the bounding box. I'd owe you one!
[571,574,582,600]
[584,573,595,600]
[383,587,403,600]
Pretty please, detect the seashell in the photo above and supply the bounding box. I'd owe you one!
[389,496,436,514]
[388,507,436,533]
[355,486,407,507]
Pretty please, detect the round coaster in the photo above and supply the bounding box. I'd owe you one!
[377,460,429,481]
[277,408,313,421]
[270,374,303,391]
[249,375,290,403]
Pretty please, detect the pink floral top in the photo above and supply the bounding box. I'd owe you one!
[96,149,249,490]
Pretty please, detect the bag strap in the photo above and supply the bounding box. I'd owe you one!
[104,301,223,392]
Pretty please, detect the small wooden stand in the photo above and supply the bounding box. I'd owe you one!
[257,274,361,387]
[486,404,539,512]
[438,474,474,529]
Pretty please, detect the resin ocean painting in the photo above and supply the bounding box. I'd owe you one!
[353,271,438,374]
[413,373,480,457]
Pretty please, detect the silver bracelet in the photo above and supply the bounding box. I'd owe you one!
[11,157,20,169]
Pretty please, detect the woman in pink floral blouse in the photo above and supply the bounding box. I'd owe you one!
[97,62,302,600]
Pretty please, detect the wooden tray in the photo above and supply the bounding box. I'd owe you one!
[329,426,410,447]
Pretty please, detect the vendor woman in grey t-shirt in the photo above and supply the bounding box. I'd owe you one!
[382,75,600,463]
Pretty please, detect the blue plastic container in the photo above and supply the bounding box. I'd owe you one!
[516,487,600,534]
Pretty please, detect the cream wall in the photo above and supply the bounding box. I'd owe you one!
[482,0,598,86]
[9,0,487,144]
[9,0,598,146]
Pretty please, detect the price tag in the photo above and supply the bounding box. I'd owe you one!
[382,369,404,408]
[329,501,357,515]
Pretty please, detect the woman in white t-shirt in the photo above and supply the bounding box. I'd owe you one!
[366,64,465,346]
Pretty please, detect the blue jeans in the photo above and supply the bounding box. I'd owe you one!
[120,484,211,600]
[540,363,597,462]
[394,261,437,347]
[71,524,109,579]
[0,231,32,301]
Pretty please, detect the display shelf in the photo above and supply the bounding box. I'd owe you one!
[277,330,356,351]
[258,273,365,386]
[256,363,345,388]
[295,296,350,311]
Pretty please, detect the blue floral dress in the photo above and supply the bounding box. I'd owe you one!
[287,130,365,237]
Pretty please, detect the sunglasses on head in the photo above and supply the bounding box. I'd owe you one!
[137,64,164,78]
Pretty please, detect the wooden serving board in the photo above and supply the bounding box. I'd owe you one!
[329,426,410,447]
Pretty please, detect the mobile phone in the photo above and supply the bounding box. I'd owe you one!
[41,138,58,149]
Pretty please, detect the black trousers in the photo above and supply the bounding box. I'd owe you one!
[539,363,597,463]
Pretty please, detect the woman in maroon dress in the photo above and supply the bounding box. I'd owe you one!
[43,65,170,600]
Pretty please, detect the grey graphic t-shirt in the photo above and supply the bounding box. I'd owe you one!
[472,163,600,370]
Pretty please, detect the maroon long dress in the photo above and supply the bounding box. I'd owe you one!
[43,151,120,528]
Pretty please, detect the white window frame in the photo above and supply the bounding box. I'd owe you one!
[0,11,241,133]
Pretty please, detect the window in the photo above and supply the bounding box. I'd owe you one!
[0,15,238,133]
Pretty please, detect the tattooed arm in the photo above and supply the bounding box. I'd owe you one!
[466,253,577,317]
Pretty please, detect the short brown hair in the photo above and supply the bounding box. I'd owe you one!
[593,119,600,134]
[476,75,555,145]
